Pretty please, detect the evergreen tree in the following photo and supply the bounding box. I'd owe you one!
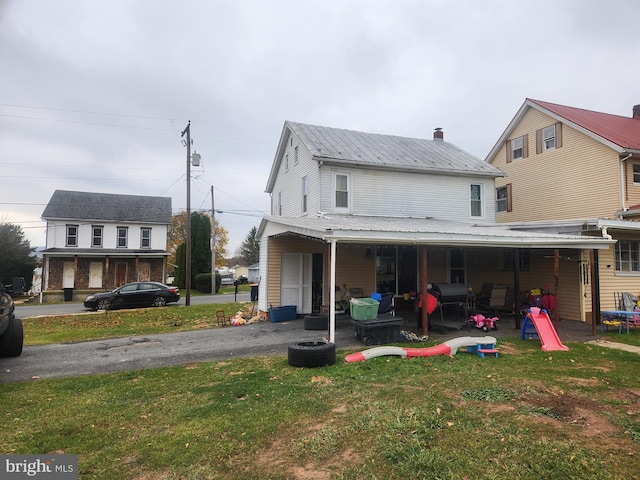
[174,213,213,289]
[239,226,259,265]
[0,222,37,288]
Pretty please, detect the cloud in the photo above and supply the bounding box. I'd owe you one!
[1,0,639,254]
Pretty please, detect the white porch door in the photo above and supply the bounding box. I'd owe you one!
[281,253,312,314]
[62,262,75,288]
[89,262,103,288]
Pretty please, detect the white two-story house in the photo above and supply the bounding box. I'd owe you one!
[258,122,612,337]
[40,190,172,302]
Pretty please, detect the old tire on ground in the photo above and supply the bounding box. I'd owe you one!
[303,314,328,330]
[288,341,336,368]
[0,316,23,357]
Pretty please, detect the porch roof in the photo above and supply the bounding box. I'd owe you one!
[258,215,614,250]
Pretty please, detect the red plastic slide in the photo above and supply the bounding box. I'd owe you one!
[526,307,569,351]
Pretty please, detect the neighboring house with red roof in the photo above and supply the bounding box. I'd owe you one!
[41,190,172,302]
[486,99,640,319]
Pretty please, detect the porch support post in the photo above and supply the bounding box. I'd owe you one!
[554,249,560,323]
[590,249,601,336]
[513,248,521,329]
[329,240,337,344]
[420,246,428,337]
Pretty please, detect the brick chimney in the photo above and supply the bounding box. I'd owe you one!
[634,104,640,119]
[433,127,444,140]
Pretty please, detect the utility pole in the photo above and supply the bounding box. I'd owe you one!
[211,185,216,295]
[181,121,192,307]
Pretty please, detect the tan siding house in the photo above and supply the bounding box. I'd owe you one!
[487,99,640,319]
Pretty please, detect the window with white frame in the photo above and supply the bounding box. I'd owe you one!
[334,171,351,211]
[66,224,79,247]
[277,192,282,215]
[294,145,299,165]
[496,187,507,212]
[512,136,523,160]
[91,225,103,247]
[542,125,556,150]
[284,154,289,172]
[496,184,512,213]
[470,183,483,217]
[302,176,308,214]
[140,227,151,248]
[117,227,128,248]
[633,163,640,184]
[616,240,640,272]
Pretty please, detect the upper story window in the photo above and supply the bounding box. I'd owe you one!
[512,137,523,159]
[277,192,282,215]
[284,154,289,172]
[496,184,512,213]
[506,135,528,163]
[140,227,151,248]
[542,126,555,150]
[91,226,103,247]
[470,183,483,218]
[633,163,640,184]
[66,224,78,247]
[117,227,128,248]
[302,176,308,214]
[333,171,351,212]
[294,145,299,165]
[616,240,640,272]
[536,123,563,154]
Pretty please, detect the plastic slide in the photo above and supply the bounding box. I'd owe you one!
[344,336,497,362]
[525,307,569,351]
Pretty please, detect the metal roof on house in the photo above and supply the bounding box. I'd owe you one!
[486,99,640,160]
[289,121,504,176]
[259,214,614,250]
[266,122,504,192]
[529,99,640,151]
[42,190,172,224]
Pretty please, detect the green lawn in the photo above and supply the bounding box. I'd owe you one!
[3,306,639,479]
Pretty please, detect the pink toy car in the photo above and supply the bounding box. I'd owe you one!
[469,314,499,332]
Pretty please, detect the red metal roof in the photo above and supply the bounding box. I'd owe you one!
[529,99,640,151]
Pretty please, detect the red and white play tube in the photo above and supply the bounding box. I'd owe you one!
[344,336,497,362]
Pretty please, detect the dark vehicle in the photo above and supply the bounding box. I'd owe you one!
[84,282,180,311]
[236,275,249,284]
[0,283,23,357]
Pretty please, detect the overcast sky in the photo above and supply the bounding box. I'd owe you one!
[1,0,639,256]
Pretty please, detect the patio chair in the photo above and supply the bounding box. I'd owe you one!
[477,285,509,319]
[216,309,231,327]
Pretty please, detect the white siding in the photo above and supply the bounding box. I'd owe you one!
[45,220,167,250]
[318,165,496,223]
[270,133,319,217]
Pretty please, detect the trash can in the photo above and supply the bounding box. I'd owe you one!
[63,288,74,301]
[250,284,259,302]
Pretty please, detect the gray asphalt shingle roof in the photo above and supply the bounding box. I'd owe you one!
[286,121,504,176]
[42,190,172,224]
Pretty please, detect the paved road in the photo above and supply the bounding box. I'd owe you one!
[1,316,361,384]
[15,292,251,318]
